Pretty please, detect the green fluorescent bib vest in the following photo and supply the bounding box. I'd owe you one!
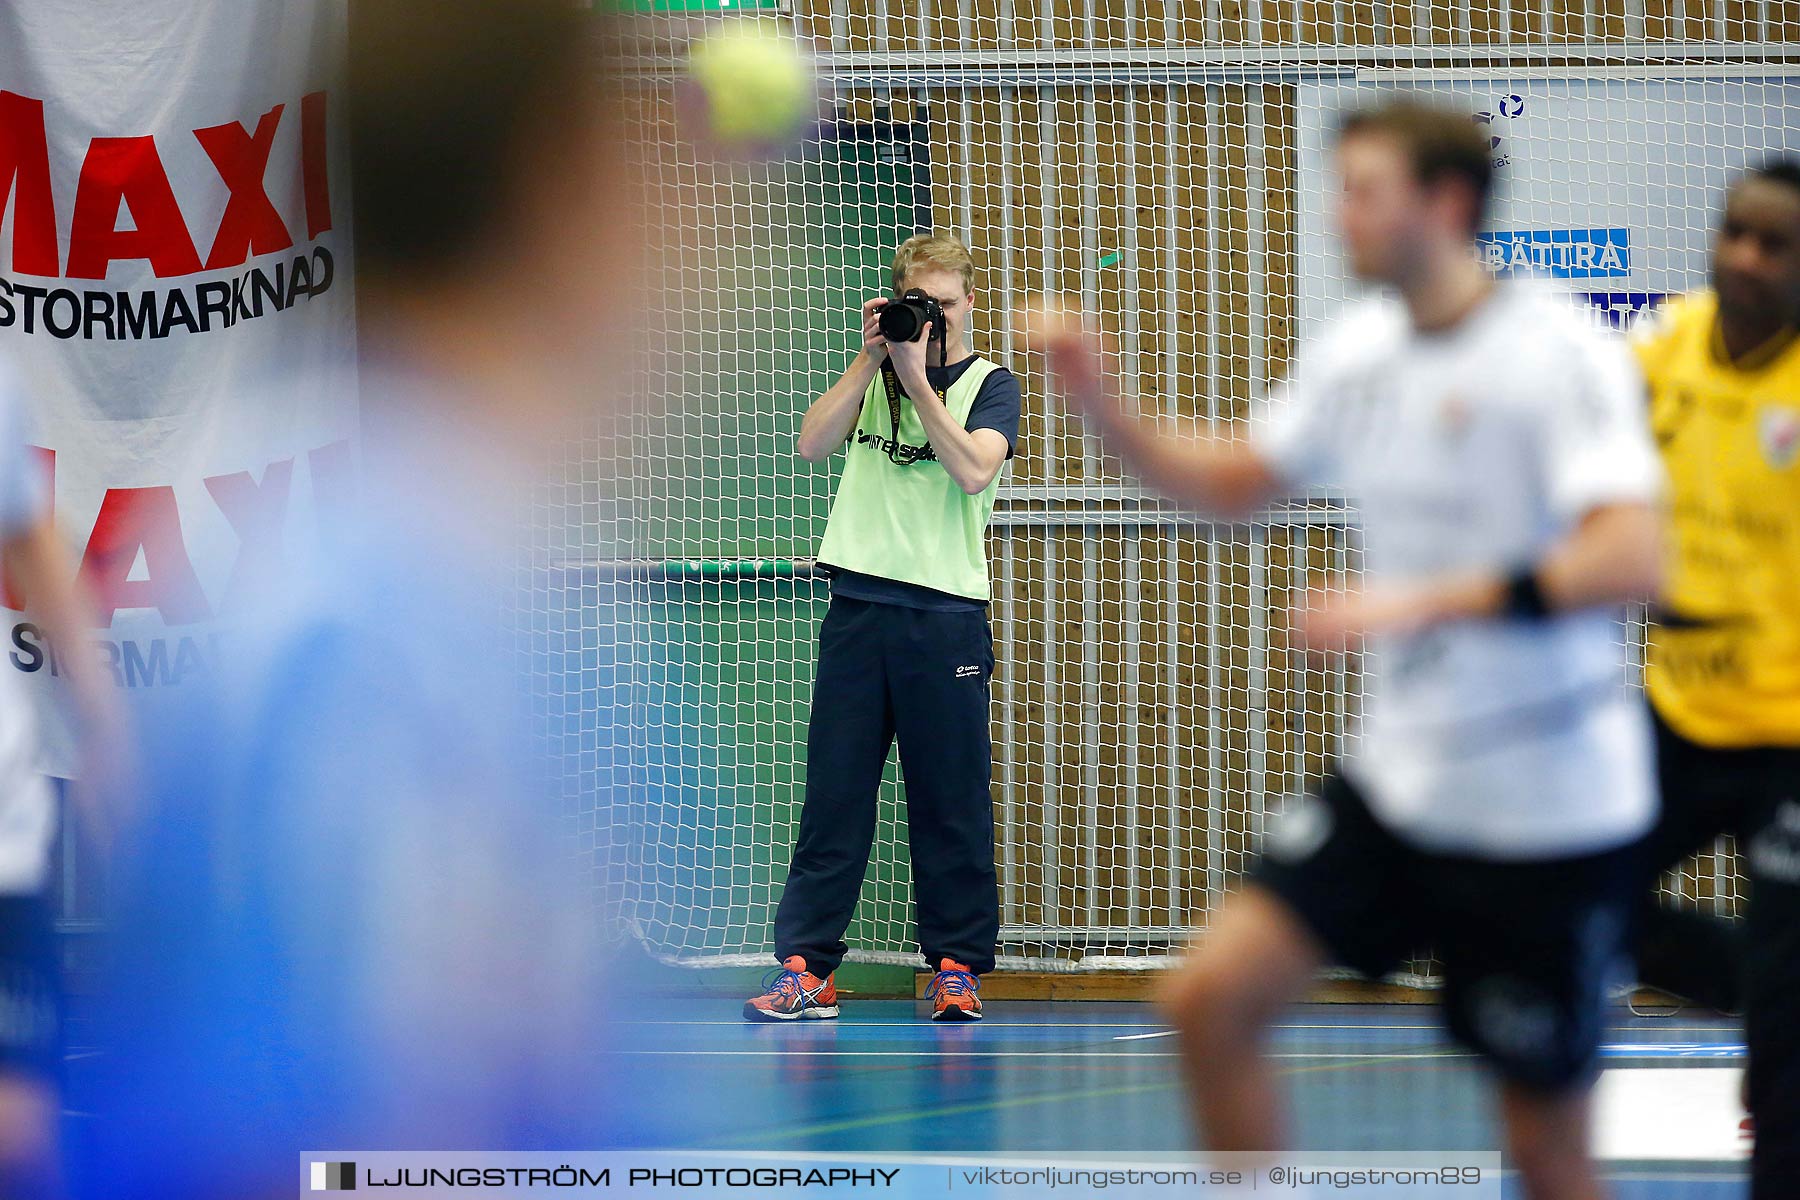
[816,356,1005,600]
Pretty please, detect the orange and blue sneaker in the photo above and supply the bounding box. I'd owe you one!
[926,958,982,1021]
[742,955,838,1022]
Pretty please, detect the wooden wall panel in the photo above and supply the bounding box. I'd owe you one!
[805,0,1800,49]
[623,0,1795,949]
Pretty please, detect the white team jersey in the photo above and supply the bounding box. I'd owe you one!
[0,362,56,894]
[1257,284,1662,859]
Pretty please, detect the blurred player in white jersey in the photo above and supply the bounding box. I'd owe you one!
[0,360,119,1200]
[1025,99,1663,1200]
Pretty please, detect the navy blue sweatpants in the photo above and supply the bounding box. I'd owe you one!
[773,595,1000,976]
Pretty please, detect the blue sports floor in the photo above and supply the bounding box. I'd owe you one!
[601,1000,1750,1198]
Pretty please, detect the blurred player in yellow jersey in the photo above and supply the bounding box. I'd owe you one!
[1631,158,1800,1199]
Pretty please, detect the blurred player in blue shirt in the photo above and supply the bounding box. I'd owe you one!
[0,359,121,1200]
[75,4,639,1196]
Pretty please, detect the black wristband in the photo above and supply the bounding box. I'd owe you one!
[1501,568,1553,620]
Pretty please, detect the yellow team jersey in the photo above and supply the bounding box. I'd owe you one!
[1634,289,1800,748]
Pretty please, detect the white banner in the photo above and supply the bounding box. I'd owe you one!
[1297,75,1800,341]
[0,2,357,775]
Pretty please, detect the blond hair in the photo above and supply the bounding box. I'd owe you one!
[890,233,975,297]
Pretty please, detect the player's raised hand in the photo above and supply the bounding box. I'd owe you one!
[1014,296,1109,416]
[1017,295,1278,516]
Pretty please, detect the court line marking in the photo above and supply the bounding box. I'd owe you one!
[610,1049,1477,1059]
[627,1023,1467,1032]
[675,1061,1754,1182]
[696,1078,1187,1146]
[1116,1031,1749,1052]
[691,1053,1450,1148]
[614,1019,1739,1033]
[613,1045,1742,1059]
[619,1021,1447,1036]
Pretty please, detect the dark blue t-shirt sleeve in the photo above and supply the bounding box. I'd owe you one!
[963,367,1021,459]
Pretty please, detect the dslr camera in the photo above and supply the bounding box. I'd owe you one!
[877,289,944,344]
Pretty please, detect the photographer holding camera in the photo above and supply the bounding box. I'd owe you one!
[744,233,1021,1023]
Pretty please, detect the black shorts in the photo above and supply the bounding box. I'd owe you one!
[1251,773,1638,1093]
[1645,706,1800,880]
[1646,710,1800,1195]
[0,894,62,1082]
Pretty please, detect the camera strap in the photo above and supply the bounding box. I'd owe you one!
[877,357,949,467]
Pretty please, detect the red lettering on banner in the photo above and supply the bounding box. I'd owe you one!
[4,441,351,626]
[0,92,59,277]
[300,92,333,239]
[77,487,209,625]
[203,459,293,611]
[195,104,293,270]
[2,89,336,282]
[67,138,204,280]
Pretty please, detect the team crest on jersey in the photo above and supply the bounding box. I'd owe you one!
[1758,405,1800,469]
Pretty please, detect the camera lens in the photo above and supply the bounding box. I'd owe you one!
[878,301,926,343]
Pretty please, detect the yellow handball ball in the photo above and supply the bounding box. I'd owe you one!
[682,19,817,158]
